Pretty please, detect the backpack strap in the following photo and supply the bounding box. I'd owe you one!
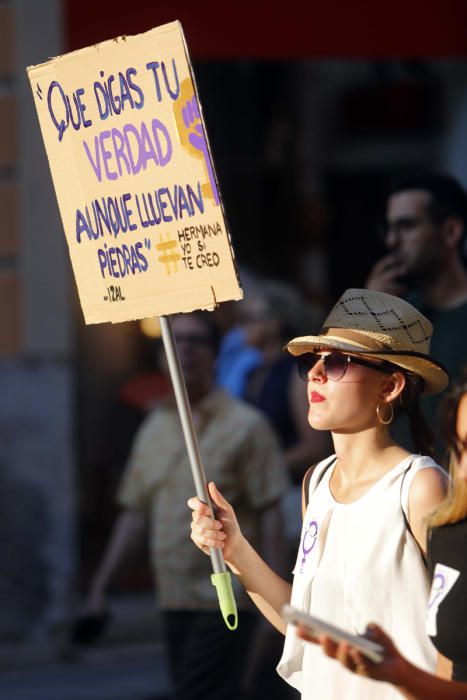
[301,456,336,518]
[400,460,416,534]
[301,464,316,519]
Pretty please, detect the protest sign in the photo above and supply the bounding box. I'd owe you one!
[27,21,242,324]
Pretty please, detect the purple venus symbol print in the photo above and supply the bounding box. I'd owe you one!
[181,95,219,205]
[428,572,446,610]
[300,520,318,571]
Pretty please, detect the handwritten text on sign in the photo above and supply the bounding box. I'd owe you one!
[28,22,241,324]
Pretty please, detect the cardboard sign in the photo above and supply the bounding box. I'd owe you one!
[27,21,242,324]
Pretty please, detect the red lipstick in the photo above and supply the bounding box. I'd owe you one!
[310,391,325,403]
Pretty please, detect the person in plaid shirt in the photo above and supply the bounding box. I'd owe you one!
[81,310,289,700]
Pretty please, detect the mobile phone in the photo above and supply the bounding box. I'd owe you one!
[281,604,384,663]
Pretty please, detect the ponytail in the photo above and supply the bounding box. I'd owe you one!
[407,399,436,459]
[398,373,436,459]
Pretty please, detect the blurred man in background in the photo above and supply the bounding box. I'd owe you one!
[366,173,467,446]
[78,311,289,700]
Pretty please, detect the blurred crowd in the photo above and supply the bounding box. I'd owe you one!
[3,4,467,697]
[65,172,467,698]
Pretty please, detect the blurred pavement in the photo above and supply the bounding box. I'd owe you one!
[0,593,172,700]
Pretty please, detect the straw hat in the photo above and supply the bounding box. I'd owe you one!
[286,289,449,395]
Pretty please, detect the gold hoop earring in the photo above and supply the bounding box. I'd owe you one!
[377,401,394,425]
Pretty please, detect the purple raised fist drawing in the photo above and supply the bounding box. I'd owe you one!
[181,95,219,205]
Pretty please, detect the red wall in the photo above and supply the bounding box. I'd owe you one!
[66,0,467,58]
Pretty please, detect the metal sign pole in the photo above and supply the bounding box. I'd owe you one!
[159,315,238,630]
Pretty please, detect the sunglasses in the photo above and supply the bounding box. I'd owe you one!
[296,351,396,382]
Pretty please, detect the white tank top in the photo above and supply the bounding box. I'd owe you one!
[277,454,441,700]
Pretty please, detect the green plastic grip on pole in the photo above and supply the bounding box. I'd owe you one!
[211,571,238,630]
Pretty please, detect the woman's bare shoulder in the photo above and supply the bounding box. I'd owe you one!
[409,461,449,510]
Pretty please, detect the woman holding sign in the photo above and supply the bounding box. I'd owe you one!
[188,288,448,700]
[302,368,467,699]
